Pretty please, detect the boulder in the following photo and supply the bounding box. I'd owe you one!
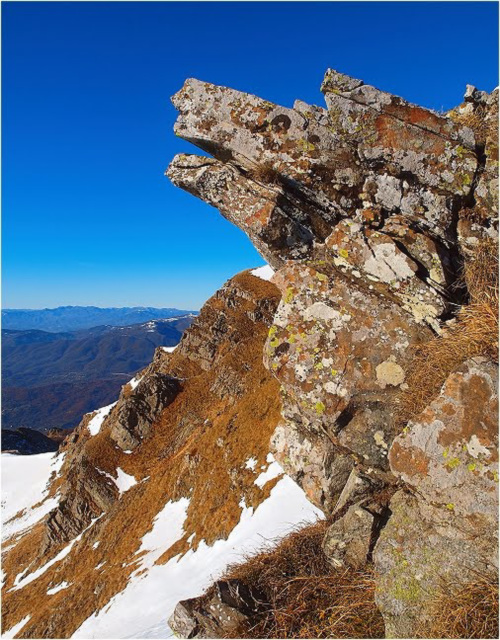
[323,503,375,569]
[374,357,498,637]
[169,580,268,639]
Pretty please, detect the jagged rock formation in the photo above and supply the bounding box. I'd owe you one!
[167,69,498,637]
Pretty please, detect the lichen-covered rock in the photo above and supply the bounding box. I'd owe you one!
[390,357,498,517]
[374,358,498,637]
[374,490,497,638]
[168,70,477,289]
[271,419,353,513]
[450,86,499,253]
[264,261,430,512]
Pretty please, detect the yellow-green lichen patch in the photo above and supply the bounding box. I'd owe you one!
[445,457,461,471]
[284,287,294,304]
[315,401,326,415]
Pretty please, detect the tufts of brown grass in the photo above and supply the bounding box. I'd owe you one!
[223,520,385,639]
[421,574,499,639]
[247,161,281,185]
[396,238,498,427]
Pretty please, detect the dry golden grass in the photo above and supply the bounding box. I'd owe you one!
[422,574,499,639]
[396,238,498,426]
[223,520,385,639]
[247,161,281,185]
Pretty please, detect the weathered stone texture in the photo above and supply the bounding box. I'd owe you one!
[169,580,267,639]
[374,358,498,637]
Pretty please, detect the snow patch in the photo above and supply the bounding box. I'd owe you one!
[115,468,137,494]
[2,615,31,638]
[254,460,283,488]
[47,581,70,595]
[1,452,60,542]
[97,467,137,495]
[11,517,101,591]
[244,457,257,471]
[128,375,144,391]
[251,265,275,281]
[161,346,177,353]
[88,403,116,436]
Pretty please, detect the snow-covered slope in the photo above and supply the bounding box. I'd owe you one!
[1,452,63,544]
[1,270,320,639]
[76,469,321,639]
[2,449,321,639]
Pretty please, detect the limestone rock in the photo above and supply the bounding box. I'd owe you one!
[389,357,498,520]
[271,420,353,513]
[168,71,478,281]
[264,261,430,512]
[374,490,498,638]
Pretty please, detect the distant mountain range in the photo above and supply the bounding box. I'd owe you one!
[2,305,197,332]
[1,313,196,436]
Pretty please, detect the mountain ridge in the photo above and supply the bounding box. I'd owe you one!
[2,306,197,333]
[2,315,196,434]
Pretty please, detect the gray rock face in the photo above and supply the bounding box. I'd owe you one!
[110,373,180,450]
[323,503,375,569]
[43,454,116,550]
[374,357,499,637]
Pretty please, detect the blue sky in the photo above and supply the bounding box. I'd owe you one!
[2,1,498,310]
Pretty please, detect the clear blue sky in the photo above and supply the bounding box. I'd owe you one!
[2,1,498,310]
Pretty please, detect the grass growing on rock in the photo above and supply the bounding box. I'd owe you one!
[396,238,498,426]
[420,574,499,639]
[222,520,385,639]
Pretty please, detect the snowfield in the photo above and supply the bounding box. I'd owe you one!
[251,264,275,281]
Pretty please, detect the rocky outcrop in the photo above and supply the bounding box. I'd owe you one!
[168,70,498,637]
[110,373,181,450]
[374,357,498,637]
[2,69,496,640]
